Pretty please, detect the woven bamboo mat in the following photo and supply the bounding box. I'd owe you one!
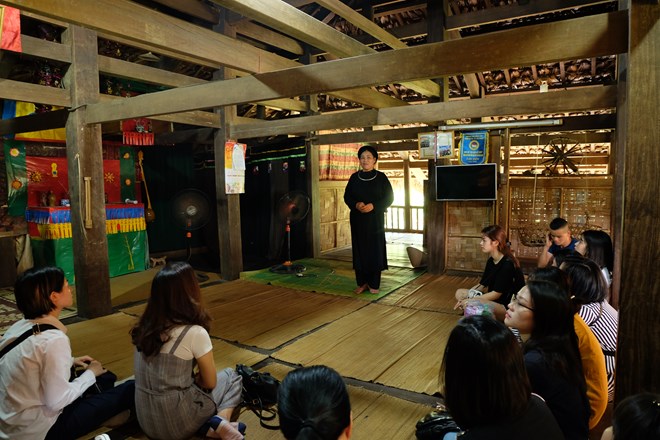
[235,363,430,440]
[240,258,424,300]
[121,280,365,350]
[272,303,460,395]
[378,273,480,313]
[67,312,267,381]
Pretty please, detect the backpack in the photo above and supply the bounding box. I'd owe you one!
[236,364,280,430]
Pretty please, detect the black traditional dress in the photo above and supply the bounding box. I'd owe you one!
[343,169,394,288]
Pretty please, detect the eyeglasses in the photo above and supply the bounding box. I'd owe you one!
[511,293,534,312]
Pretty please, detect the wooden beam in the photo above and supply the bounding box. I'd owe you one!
[235,20,304,55]
[150,0,220,23]
[231,86,617,138]
[0,79,71,107]
[509,132,612,146]
[314,126,428,144]
[19,34,308,114]
[445,0,613,30]
[0,109,68,136]
[83,11,628,123]
[509,114,616,134]
[4,0,403,110]
[209,0,440,97]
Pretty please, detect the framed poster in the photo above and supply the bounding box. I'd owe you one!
[436,131,454,159]
[418,132,436,159]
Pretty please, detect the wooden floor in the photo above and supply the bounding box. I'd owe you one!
[71,260,473,440]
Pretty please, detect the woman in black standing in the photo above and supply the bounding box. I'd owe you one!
[344,145,394,294]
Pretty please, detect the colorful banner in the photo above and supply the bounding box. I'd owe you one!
[4,140,27,216]
[459,130,489,165]
[119,146,136,202]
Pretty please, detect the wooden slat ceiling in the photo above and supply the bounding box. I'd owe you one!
[0,0,621,139]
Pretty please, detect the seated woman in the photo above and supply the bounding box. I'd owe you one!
[131,262,244,440]
[0,266,134,440]
[529,267,608,428]
[278,365,352,440]
[601,392,660,440]
[562,256,618,402]
[575,230,614,288]
[504,280,590,440]
[455,225,525,321]
[440,315,563,439]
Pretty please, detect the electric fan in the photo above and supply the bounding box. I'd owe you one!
[270,191,310,274]
[171,189,212,261]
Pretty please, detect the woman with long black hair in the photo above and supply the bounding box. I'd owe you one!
[505,280,590,440]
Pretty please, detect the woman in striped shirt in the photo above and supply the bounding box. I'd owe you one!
[562,256,618,401]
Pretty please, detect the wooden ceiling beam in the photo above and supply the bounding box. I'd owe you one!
[148,0,220,23]
[231,86,618,139]
[445,0,614,31]
[6,0,397,109]
[209,0,440,97]
[20,34,308,113]
[313,126,428,144]
[83,11,627,124]
[235,20,304,55]
[0,108,69,136]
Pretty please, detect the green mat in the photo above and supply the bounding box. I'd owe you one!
[240,258,425,300]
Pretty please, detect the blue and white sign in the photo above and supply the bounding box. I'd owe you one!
[459,130,488,165]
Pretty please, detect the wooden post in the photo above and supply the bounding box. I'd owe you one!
[213,15,242,280]
[62,25,112,317]
[302,45,321,258]
[614,0,660,402]
[426,0,448,274]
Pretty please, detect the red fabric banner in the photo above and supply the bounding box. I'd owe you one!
[25,156,121,207]
[0,6,22,52]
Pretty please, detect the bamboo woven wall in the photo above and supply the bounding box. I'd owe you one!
[445,202,495,272]
[320,181,351,252]
[508,177,612,259]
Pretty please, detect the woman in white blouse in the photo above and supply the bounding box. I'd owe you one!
[0,267,134,440]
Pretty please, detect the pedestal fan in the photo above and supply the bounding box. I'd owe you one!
[270,191,310,274]
[171,189,211,261]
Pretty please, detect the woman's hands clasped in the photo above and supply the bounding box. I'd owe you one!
[74,355,107,377]
[355,202,374,213]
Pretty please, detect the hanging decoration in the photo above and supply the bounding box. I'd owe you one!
[137,150,156,222]
[121,118,154,145]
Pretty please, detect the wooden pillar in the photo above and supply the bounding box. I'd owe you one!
[499,129,511,233]
[302,45,321,258]
[213,14,242,280]
[62,25,112,317]
[614,0,660,402]
[426,0,449,274]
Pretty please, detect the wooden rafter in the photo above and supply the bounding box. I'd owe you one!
[230,86,618,139]
[79,11,627,124]
[3,0,400,110]
[209,0,440,97]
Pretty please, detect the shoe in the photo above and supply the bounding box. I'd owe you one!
[354,284,368,294]
[368,288,379,294]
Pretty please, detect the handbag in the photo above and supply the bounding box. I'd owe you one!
[415,410,461,440]
[71,365,118,397]
[236,364,280,430]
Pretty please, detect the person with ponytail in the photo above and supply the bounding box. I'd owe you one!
[278,365,352,440]
[455,225,525,321]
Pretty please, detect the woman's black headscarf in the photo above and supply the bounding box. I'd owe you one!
[357,145,378,160]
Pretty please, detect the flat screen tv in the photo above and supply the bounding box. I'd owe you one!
[435,163,497,201]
